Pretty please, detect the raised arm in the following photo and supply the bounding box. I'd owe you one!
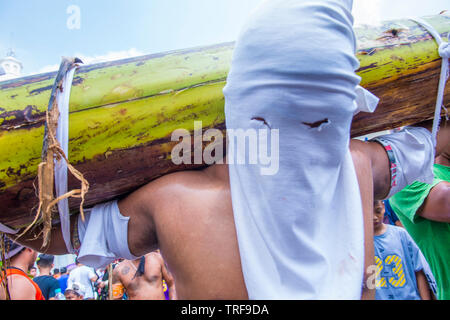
[13,214,77,255]
[350,141,377,300]
[423,118,450,159]
[111,265,125,300]
[158,254,177,300]
[417,119,450,222]
[13,170,170,257]
[352,117,449,202]
[417,180,450,222]
[416,270,432,300]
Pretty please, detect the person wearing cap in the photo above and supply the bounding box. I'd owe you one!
[64,282,85,300]
[0,237,44,300]
[33,254,61,300]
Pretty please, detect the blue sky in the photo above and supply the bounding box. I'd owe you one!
[0,0,263,75]
[0,0,448,76]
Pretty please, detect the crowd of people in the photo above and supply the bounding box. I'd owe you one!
[0,245,175,300]
[372,200,438,300]
[368,147,449,300]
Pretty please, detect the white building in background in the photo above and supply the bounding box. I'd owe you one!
[0,49,23,81]
[53,254,77,270]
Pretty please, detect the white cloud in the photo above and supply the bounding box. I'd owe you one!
[35,48,144,75]
[38,63,60,74]
[73,48,144,65]
[352,0,382,26]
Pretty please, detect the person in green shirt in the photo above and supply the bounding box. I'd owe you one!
[389,131,450,300]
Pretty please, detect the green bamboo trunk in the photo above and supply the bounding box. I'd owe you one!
[0,13,449,228]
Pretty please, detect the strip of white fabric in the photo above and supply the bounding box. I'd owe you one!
[55,64,78,254]
[76,201,140,269]
[0,60,79,246]
[354,85,380,115]
[410,17,450,146]
[372,127,435,199]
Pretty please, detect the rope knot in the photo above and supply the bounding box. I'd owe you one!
[439,41,450,59]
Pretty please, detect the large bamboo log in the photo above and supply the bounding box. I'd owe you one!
[1,13,449,228]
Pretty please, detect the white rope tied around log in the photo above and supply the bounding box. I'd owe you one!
[55,64,77,254]
[410,17,450,147]
[0,60,83,246]
[9,58,89,252]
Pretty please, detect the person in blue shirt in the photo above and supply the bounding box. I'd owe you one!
[58,266,70,294]
[372,200,434,300]
[383,200,403,227]
[33,254,61,300]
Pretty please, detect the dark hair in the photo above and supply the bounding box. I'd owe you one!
[60,267,67,274]
[64,289,81,297]
[37,254,54,268]
[53,268,60,274]
[373,200,384,206]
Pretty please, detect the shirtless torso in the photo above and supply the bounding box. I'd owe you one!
[112,251,176,300]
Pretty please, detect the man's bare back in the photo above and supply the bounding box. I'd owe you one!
[119,165,249,299]
[112,251,176,300]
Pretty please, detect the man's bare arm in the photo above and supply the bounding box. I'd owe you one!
[361,117,450,201]
[416,270,432,300]
[13,214,78,255]
[14,171,169,256]
[350,142,376,300]
[111,266,125,300]
[158,255,177,300]
[414,118,450,158]
[417,181,450,223]
[349,120,448,300]
[350,139,391,200]
[394,220,404,228]
[412,118,450,222]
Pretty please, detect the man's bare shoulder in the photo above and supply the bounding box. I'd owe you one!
[146,251,164,266]
[112,261,134,282]
[138,164,229,199]
[144,252,166,276]
[114,261,126,272]
[2,274,36,300]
